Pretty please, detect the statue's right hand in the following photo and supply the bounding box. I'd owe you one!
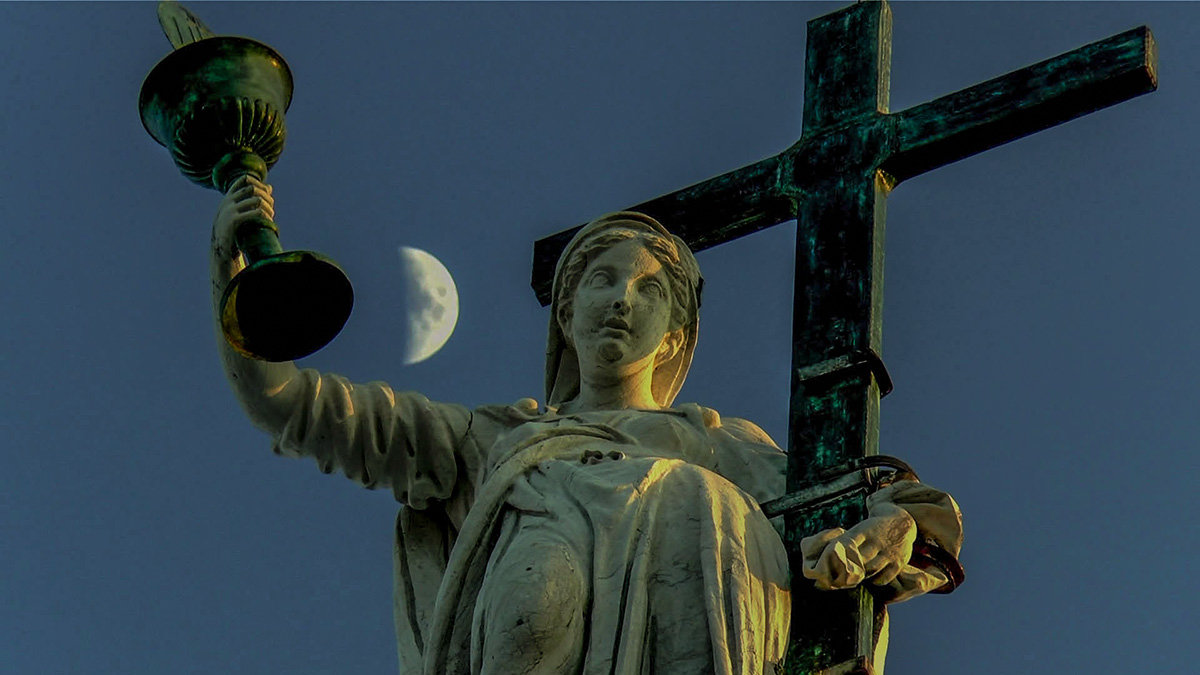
[213,175,275,254]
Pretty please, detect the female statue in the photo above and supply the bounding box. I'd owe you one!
[212,176,963,675]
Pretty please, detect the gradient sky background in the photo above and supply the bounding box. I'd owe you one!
[2,2,1196,673]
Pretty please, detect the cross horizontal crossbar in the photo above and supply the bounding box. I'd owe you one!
[531,26,1155,305]
[886,26,1156,182]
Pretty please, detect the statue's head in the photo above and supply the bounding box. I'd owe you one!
[546,212,702,408]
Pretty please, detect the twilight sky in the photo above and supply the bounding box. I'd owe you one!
[2,2,1195,673]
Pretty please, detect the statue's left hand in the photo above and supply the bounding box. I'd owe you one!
[799,502,917,590]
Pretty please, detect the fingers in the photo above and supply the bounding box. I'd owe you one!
[800,528,846,590]
[849,513,916,586]
[868,559,905,587]
[812,540,866,590]
[801,528,867,590]
[800,528,843,560]
[227,174,273,195]
[224,177,275,220]
[232,184,274,209]
[236,196,274,220]
[799,512,921,593]
[213,175,277,254]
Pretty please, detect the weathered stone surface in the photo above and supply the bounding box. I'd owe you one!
[212,204,961,674]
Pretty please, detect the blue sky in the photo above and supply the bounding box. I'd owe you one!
[2,2,1196,673]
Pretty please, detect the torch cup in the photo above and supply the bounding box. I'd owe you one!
[139,36,353,362]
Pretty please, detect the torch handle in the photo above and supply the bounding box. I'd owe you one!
[235,217,283,264]
[213,149,268,193]
[214,149,284,265]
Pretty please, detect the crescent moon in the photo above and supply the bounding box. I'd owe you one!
[396,246,459,364]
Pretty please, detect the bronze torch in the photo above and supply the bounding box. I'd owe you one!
[139,2,353,362]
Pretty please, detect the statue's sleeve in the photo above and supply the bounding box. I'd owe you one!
[865,479,965,603]
[267,368,481,510]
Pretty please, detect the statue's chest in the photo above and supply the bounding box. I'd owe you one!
[492,409,713,465]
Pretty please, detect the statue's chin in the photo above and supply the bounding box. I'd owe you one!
[598,342,625,363]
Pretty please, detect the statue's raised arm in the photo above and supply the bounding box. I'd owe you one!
[209,177,478,510]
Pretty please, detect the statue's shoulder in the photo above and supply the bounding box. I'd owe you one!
[673,403,781,451]
[471,397,546,427]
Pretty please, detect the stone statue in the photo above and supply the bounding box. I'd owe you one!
[212,176,963,674]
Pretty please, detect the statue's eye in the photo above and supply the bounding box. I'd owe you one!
[586,270,612,287]
[640,279,665,298]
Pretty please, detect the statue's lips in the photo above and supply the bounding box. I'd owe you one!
[601,317,630,334]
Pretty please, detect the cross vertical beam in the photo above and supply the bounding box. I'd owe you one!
[529,2,1156,672]
[783,6,892,671]
[784,176,891,673]
[802,0,890,129]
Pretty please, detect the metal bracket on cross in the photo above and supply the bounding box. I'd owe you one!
[794,348,894,398]
[760,454,916,519]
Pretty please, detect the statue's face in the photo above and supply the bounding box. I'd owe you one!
[563,238,675,373]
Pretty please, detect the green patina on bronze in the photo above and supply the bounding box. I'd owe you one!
[532,1,1155,672]
[532,5,1157,304]
[140,31,354,363]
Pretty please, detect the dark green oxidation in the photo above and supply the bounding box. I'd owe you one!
[531,8,1156,305]
[530,1,1157,672]
[139,37,293,190]
[139,34,354,362]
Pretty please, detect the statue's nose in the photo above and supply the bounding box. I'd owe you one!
[611,293,634,314]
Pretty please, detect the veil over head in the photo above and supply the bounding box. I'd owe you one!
[545,212,703,409]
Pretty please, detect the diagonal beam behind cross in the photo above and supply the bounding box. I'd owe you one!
[529,2,1155,673]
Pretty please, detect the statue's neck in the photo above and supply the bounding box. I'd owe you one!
[564,360,659,413]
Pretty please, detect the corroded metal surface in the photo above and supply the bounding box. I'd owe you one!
[531,11,1155,306]
[530,1,1156,672]
[885,26,1157,183]
[139,37,293,190]
[139,8,353,362]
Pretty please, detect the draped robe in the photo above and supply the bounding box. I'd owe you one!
[266,368,961,674]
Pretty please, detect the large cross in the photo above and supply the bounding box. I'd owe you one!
[529,2,1156,673]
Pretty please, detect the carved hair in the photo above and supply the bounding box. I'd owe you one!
[554,228,696,333]
[546,212,702,407]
